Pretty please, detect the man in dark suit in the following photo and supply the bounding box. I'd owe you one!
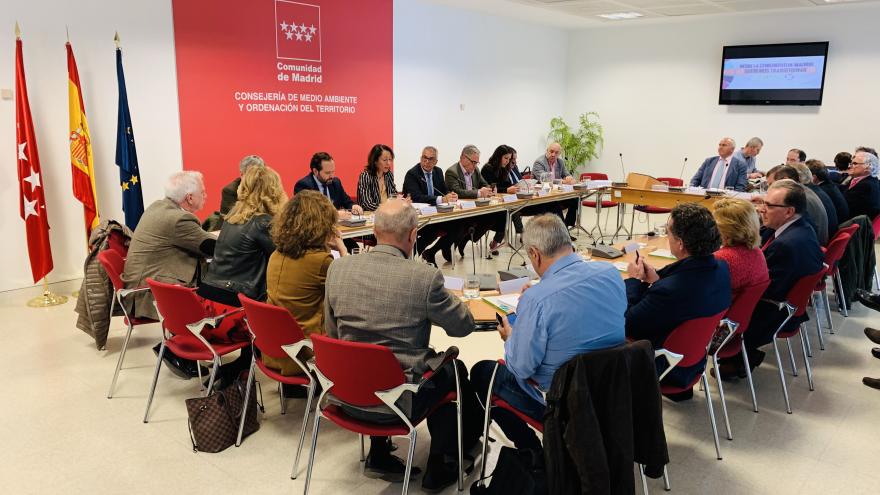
[625,203,731,399]
[294,152,362,251]
[402,146,461,265]
[843,151,880,221]
[807,159,849,222]
[220,155,264,215]
[733,180,824,375]
[690,137,749,192]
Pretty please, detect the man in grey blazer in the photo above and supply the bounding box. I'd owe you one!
[325,199,482,490]
[690,137,749,192]
[445,144,507,256]
[532,142,579,229]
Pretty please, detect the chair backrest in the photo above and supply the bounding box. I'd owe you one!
[239,294,306,360]
[580,172,609,181]
[785,265,829,318]
[310,334,406,408]
[146,278,209,344]
[97,250,126,291]
[872,214,880,240]
[837,223,859,238]
[661,310,726,367]
[822,232,853,273]
[726,279,771,336]
[657,177,684,187]
[107,229,128,257]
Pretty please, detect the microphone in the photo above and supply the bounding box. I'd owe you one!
[619,153,626,181]
[679,157,688,179]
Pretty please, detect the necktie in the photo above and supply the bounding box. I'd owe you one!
[321,182,330,199]
[709,158,726,189]
[426,172,434,196]
[465,172,473,191]
[761,235,775,251]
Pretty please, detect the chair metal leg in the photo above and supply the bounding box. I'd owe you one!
[478,363,500,487]
[712,356,733,440]
[638,464,650,495]
[836,271,849,317]
[205,357,219,397]
[662,466,671,491]
[741,341,759,413]
[799,330,815,391]
[280,382,287,415]
[874,266,879,291]
[359,434,365,462]
[822,290,834,333]
[811,296,825,351]
[401,430,418,495]
[302,413,322,495]
[143,341,165,423]
[701,373,722,460]
[291,381,316,479]
[453,363,464,492]
[107,321,135,399]
[235,355,256,447]
[772,338,792,414]
[786,338,799,375]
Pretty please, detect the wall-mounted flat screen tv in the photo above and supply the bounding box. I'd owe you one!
[719,41,829,106]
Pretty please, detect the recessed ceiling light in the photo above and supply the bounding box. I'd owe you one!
[597,12,644,20]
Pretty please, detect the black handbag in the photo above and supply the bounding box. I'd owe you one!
[185,373,263,453]
[470,447,546,495]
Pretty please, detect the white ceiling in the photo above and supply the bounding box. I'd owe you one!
[425,0,879,28]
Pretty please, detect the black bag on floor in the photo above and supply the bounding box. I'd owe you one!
[185,374,262,453]
[470,446,546,495]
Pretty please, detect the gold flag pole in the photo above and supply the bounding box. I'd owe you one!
[27,278,68,308]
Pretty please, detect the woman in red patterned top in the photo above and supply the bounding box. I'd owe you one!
[712,198,770,296]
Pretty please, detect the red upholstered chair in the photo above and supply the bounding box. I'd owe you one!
[106,229,128,257]
[238,295,315,478]
[580,172,619,240]
[814,229,855,337]
[143,278,248,423]
[98,249,158,399]
[630,177,682,234]
[712,280,771,418]
[763,265,828,414]
[300,335,465,495]
[656,311,727,460]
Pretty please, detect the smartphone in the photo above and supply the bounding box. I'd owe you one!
[496,312,517,325]
[635,250,641,263]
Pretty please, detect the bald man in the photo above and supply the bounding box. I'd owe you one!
[690,137,749,192]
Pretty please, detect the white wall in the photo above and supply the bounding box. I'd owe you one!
[0,0,181,292]
[0,0,568,292]
[565,4,880,182]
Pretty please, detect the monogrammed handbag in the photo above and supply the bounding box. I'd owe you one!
[185,374,262,453]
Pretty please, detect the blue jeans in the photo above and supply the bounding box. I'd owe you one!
[471,360,544,450]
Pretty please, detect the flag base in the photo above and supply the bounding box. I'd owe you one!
[27,289,68,308]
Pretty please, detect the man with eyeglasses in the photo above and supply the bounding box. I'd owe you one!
[445,145,507,258]
[843,151,880,221]
[733,179,823,376]
[532,142,580,231]
[403,146,461,265]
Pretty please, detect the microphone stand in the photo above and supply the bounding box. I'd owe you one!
[679,157,689,180]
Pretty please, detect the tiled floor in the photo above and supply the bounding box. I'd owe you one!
[2,211,880,494]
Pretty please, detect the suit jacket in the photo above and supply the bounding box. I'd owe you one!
[402,163,449,205]
[689,155,748,192]
[817,180,849,223]
[294,173,354,210]
[760,216,824,302]
[807,183,838,240]
[844,175,880,221]
[803,187,829,245]
[325,244,475,380]
[532,154,571,180]
[121,198,214,320]
[444,162,488,199]
[356,170,397,211]
[481,164,522,192]
[220,177,241,215]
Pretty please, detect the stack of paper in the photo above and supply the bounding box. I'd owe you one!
[482,294,520,314]
[648,249,676,259]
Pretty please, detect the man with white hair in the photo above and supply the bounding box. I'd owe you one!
[220,154,265,215]
[324,199,482,491]
[121,171,216,378]
[532,142,580,230]
[690,137,749,191]
[844,151,880,220]
[733,137,764,178]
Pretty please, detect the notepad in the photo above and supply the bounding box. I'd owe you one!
[648,249,676,259]
[613,261,629,272]
[498,277,530,295]
[482,294,520,315]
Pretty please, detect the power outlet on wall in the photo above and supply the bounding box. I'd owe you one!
[0,88,12,100]
[459,103,465,111]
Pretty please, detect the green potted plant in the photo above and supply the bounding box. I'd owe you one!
[547,112,604,175]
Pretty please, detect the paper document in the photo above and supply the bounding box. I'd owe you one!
[444,276,464,291]
[613,261,629,272]
[648,249,676,259]
[482,294,520,314]
[498,277,529,295]
[330,250,341,259]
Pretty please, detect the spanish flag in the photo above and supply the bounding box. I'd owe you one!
[67,42,99,239]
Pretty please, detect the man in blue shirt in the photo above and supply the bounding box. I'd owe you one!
[471,214,626,449]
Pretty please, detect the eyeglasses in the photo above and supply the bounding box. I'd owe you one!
[851,161,867,166]
[758,201,789,209]
[464,156,480,165]
[421,155,438,162]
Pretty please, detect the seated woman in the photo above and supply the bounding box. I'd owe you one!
[263,190,348,384]
[477,145,516,251]
[356,144,398,212]
[197,165,287,386]
[712,198,770,297]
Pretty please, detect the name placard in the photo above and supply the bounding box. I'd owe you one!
[503,194,518,203]
[460,201,477,209]
[420,206,438,215]
[537,189,550,197]
[561,184,574,192]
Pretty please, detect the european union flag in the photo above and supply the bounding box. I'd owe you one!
[115,46,144,230]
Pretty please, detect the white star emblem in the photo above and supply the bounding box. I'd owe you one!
[286,31,293,40]
[23,197,38,219]
[23,169,41,190]
[280,21,288,31]
[290,21,299,32]
[309,24,317,34]
[300,23,307,32]
[305,34,313,42]
[18,142,27,161]
[295,32,303,41]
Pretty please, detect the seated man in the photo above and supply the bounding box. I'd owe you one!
[445,145,508,256]
[532,142,580,230]
[766,165,828,245]
[625,203,731,398]
[122,171,217,379]
[690,137,748,192]
[294,151,363,251]
[733,137,764,179]
[471,214,626,449]
[786,148,807,166]
[792,162,838,241]
[729,180,823,377]
[807,159,849,222]
[324,199,482,491]
[221,154,264,215]
[401,146,460,265]
[843,151,880,221]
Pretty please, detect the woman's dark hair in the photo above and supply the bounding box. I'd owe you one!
[365,144,394,175]
[834,152,852,171]
[669,203,721,257]
[484,145,513,175]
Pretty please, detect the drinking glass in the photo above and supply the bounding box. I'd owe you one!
[656,224,667,237]
[464,275,480,300]
[350,247,361,255]
[579,248,592,262]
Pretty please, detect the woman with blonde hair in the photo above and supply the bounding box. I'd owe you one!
[712,198,769,296]
[263,190,347,378]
